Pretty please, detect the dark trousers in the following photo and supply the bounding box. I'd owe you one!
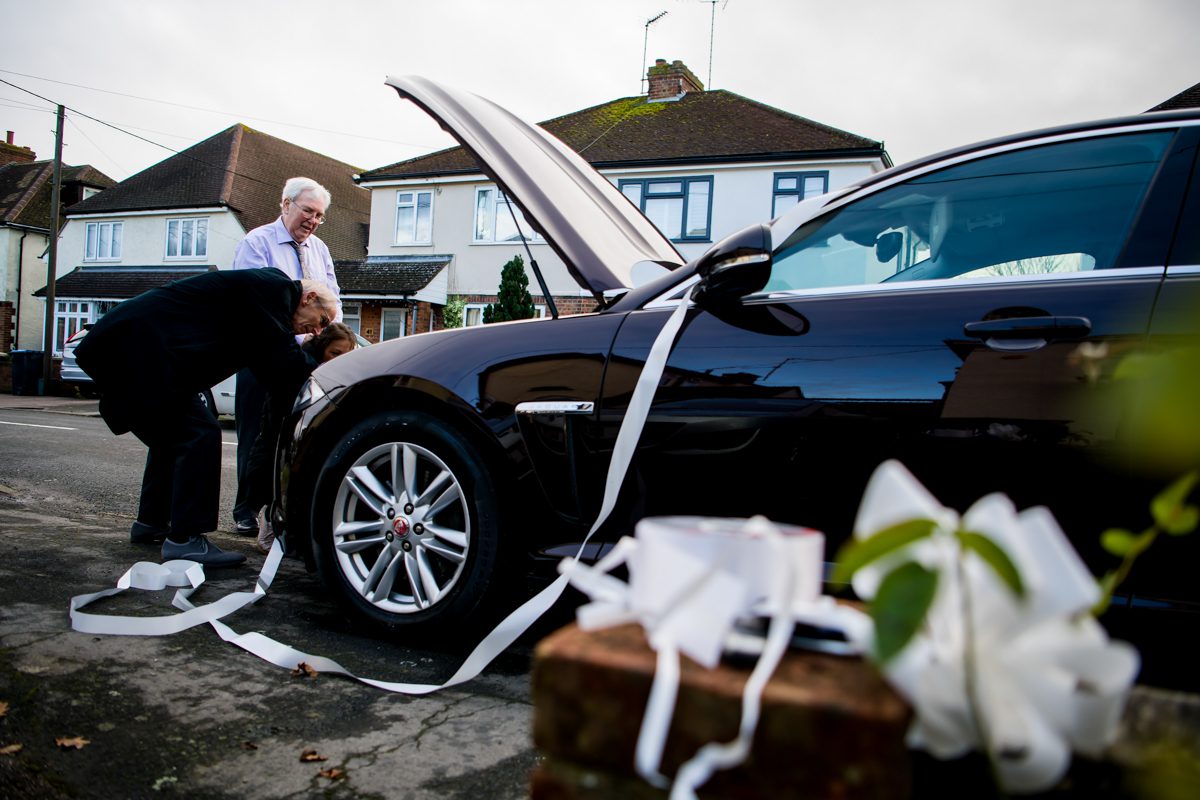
[130,394,222,541]
[232,368,267,524]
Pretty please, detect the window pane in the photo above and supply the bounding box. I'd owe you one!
[685,181,710,238]
[110,224,122,259]
[495,195,521,242]
[645,196,683,239]
[195,219,207,256]
[777,176,798,191]
[381,309,406,340]
[622,184,642,207]
[99,225,111,258]
[166,220,179,257]
[803,176,826,199]
[416,192,432,242]
[396,205,415,243]
[767,131,1172,293]
[475,189,493,241]
[465,306,484,326]
[773,194,799,218]
[86,225,96,259]
[181,219,193,256]
[398,192,413,204]
[647,181,682,195]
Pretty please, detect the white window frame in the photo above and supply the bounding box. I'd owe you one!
[84,221,123,261]
[54,299,118,355]
[341,302,362,334]
[394,190,433,245]
[472,186,543,244]
[381,307,408,340]
[164,217,209,260]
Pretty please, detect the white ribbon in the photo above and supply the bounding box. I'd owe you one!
[560,515,868,799]
[850,460,1139,794]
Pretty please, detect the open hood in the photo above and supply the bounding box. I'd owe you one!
[385,76,683,302]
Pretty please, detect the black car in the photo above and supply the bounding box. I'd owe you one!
[276,77,1200,681]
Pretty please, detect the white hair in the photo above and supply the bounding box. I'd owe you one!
[282,177,332,208]
[300,280,338,311]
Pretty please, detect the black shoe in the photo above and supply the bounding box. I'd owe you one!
[162,535,246,568]
[233,518,258,536]
[130,521,169,544]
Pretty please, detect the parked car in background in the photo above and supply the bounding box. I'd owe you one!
[273,78,1196,687]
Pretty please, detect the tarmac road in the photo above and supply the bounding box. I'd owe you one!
[0,398,545,799]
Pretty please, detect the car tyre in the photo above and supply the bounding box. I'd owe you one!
[310,410,502,637]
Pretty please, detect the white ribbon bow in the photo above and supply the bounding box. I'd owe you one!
[561,515,870,799]
[851,460,1139,794]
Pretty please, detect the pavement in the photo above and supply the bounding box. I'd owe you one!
[0,393,100,416]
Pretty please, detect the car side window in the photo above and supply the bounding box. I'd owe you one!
[765,131,1174,293]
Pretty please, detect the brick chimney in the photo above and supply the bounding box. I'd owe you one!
[0,131,36,166]
[647,59,704,101]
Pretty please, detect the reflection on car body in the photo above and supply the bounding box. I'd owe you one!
[277,76,1200,688]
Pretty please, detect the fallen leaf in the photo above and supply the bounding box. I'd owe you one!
[318,767,345,779]
[56,736,90,750]
[0,743,23,756]
[241,741,258,751]
[299,747,327,762]
[0,701,8,717]
[291,662,318,678]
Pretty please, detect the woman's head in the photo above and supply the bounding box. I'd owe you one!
[304,322,357,363]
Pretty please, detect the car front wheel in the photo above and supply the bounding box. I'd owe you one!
[310,410,502,636]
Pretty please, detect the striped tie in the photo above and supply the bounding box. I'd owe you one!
[289,240,314,281]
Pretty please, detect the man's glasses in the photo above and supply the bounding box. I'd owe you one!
[290,200,326,224]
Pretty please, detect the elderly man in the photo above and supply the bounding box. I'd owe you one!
[229,177,342,535]
[75,269,336,567]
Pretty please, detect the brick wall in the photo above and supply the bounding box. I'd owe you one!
[0,302,13,354]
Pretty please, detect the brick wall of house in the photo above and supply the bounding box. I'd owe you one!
[0,302,13,353]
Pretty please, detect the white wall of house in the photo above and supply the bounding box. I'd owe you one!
[363,157,885,300]
[58,207,247,272]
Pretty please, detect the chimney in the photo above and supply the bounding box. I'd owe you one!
[0,131,36,166]
[646,58,704,101]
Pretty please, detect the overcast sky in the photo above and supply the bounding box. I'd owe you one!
[2,0,1197,184]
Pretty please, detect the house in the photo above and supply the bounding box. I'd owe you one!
[1148,80,1200,111]
[353,59,892,332]
[0,131,114,352]
[37,124,370,354]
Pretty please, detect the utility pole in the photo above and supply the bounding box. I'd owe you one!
[41,105,64,395]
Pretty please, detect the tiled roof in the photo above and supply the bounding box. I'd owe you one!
[1148,81,1200,111]
[335,257,449,294]
[0,161,115,228]
[34,267,214,299]
[65,125,371,262]
[361,89,886,180]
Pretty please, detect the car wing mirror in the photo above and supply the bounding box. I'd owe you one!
[692,223,772,307]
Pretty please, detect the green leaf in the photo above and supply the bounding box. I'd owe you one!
[956,531,1025,599]
[1093,571,1119,615]
[831,519,938,584]
[871,562,939,664]
[1150,471,1200,534]
[1164,506,1200,536]
[1100,528,1136,557]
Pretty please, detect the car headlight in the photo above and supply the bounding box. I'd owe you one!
[293,375,327,414]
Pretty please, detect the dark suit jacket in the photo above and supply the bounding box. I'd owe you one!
[76,268,317,434]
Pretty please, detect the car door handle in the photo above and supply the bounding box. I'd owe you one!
[964,315,1091,339]
[964,315,1092,353]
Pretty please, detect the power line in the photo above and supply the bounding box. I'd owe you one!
[0,67,440,151]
